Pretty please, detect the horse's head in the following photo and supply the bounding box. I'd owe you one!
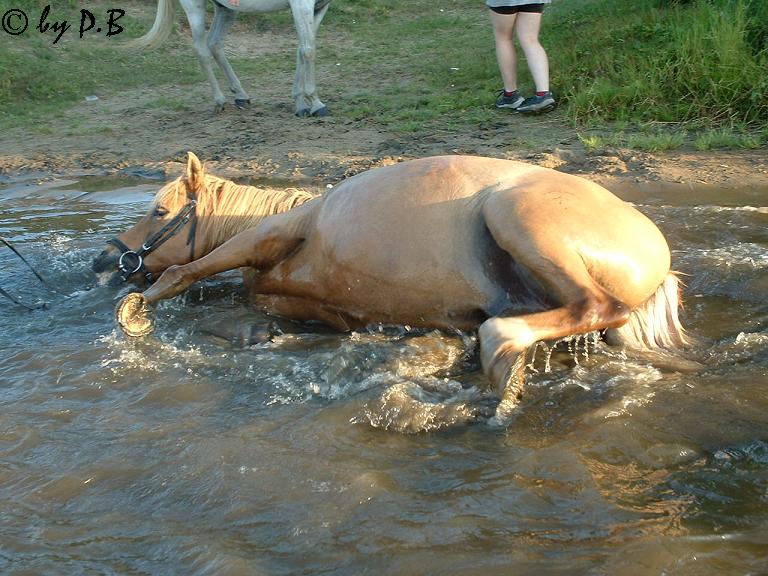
[93,152,208,286]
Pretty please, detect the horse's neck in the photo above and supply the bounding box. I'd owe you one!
[201,178,314,252]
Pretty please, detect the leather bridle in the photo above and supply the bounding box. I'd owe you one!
[107,200,198,283]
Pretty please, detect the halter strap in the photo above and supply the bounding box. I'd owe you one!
[108,200,197,283]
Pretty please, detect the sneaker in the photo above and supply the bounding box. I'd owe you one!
[517,91,556,114]
[495,89,525,109]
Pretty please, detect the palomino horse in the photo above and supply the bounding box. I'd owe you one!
[93,153,687,415]
[131,0,330,116]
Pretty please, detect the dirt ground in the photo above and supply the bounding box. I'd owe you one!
[1,55,766,193]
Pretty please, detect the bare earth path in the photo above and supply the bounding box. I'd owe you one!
[1,22,766,192]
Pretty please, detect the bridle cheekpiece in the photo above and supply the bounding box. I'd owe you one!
[107,199,198,283]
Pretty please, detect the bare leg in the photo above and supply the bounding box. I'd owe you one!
[306,3,329,115]
[489,10,519,93]
[515,13,549,92]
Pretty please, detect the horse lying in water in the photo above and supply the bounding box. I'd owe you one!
[93,153,687,415]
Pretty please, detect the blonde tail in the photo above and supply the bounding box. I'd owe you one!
[127,0,176,50]
[606,273,688,350]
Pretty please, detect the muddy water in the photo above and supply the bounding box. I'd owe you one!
[0,172,766,575]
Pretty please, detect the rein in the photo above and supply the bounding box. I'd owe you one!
[0,236,62,310]
[107,199,198,283]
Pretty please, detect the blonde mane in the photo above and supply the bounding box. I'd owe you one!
[155,173,317,253]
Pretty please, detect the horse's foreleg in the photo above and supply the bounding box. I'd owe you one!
[117,215,310,336]
[290,0,328,116]
[208,4,251,108]
[139,200,316,308]
[143,224,306,306]
[181,0,227,112]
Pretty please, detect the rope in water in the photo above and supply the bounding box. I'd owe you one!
[0,236,62,310]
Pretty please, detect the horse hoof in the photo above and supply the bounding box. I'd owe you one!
[234,98,251,109]
[478,318,532,398]
[116,292,154,337]
[295,108,311,118]
[213,102,226,114]
[310,106,329,117]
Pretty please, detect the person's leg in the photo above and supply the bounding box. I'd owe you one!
[514,12,549,93]
[490,9,519,93]
[515,9,556,113]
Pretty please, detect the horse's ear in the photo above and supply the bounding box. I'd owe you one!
[185,152,205,196]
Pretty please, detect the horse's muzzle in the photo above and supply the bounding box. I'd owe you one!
[92,246,119,274]
[92,247,126,287]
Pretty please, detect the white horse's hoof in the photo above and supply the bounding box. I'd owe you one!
[295,106,329,118]
[213,102,226,114]
[234,98,251,109]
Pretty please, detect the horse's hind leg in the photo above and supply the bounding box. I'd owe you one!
[479,193,631,410]
[290,0,328,116]
[180,0,227,112]
[208,4,251,108]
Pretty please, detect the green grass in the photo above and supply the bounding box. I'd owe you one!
[0,0,198,124]
[145,97,191,111]
[579,130,690,152]
[0,0,765,150]
[324,0,768,138]
[578,133,623,152]
[550,0,768,127]
[694,128,762,150]
[627,131,687,152]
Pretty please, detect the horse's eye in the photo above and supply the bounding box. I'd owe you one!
[154,207,169,218]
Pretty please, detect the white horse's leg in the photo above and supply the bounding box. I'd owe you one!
[208,3,251,108]
[306,2,329,115]
[180,0,227,113]
[290,0,328,117]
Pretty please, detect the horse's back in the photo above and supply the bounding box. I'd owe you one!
[262,157,541,325]
[259,156,671,326]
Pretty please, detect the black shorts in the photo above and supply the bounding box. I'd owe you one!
[489,4,545,14]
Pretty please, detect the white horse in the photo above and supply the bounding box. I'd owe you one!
[131,0,330,116]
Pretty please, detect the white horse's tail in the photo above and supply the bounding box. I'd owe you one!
[606,273,689,350]
[127,0,176,50]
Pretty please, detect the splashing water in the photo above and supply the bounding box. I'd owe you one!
[1,174,767,574]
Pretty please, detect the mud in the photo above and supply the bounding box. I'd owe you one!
[1,78,766,191]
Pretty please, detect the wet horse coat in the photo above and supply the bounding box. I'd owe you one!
[94,154,686,413]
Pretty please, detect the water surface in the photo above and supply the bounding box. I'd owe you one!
[1,173,766,574]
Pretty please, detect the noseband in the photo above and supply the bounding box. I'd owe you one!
[107,200,198,283]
